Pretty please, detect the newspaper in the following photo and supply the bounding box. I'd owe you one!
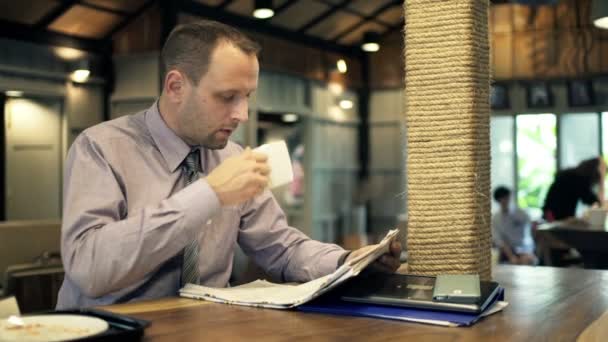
[179,229,399,309]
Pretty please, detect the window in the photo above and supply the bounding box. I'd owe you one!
[602,112,608,161]
[516,114,557,217]
[491,116,515,211]
[492,111,606,218]
[560,113,599,169]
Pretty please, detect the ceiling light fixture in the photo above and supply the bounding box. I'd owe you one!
[336,59,348,73]
[5,90,23,97]
[71,60,90,83]
[328,82,344,95]
[339,99,353,109]
[361,31,380,52]
[282,113,298,123]
[253,0,274,19]
[53,47,85,61]
[592,0,608,29]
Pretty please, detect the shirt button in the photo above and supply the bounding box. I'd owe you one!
[207,219,213,225]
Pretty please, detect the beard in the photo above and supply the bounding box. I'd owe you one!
[184,124,234,150]
[178,93,237,149]
[204,131,230,149]
[180,126,229,150]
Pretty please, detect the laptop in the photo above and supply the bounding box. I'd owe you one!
[340,273,501,314]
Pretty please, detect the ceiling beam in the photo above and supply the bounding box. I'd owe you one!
[105,0,158,39]
[315,0,393,27]
[332,0,402,42]
[180,1,362,58]
[218,0,235,9]
[273,0,299,16]
[379,19,404,40]
[79,2,132,16]
[36,0,79,29]
[0,19,111,54]
[297,0,352,34]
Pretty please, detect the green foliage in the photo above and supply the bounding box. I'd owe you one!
[516,114,556,217]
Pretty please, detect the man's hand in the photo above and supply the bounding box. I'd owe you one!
[518,253,537,265]
[345,240,402,273]
[206,147,270,206]
[508,255,520,265]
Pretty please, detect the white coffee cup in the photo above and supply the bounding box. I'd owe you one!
[254,140,294,189]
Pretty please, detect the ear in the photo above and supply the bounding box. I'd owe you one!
[163,70,190,103]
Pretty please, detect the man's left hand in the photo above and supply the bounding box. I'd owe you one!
[345,241,402,273]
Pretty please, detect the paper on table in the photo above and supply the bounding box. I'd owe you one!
[180,229,400,309]
[181,267,349,308]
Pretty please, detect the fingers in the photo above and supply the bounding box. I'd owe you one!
[371,256,401,273]
[369,254,401,274]
[242,147,270,176]
[380,254,402,271]
[242,147,268,163]
[240,148,270,197]
[389,241,402,257]
[253,162,271,176]
[247,174,268,197]
[251,151,268,163]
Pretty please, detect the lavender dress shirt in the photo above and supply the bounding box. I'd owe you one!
[56,102,346,309]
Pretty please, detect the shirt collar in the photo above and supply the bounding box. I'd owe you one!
[145,101,194,173]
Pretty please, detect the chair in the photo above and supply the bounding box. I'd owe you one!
[0,220,63,312]
[3,254,64,313]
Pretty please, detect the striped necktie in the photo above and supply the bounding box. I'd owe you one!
[181,148,201,286]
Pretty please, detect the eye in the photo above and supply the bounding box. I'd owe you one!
[222,94,235,102]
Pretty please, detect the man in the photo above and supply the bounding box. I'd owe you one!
[491,186,536,265]
[57,20,401,309]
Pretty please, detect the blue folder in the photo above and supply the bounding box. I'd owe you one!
[298,287,505,327]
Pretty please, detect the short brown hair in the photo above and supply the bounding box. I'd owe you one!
[160,20,261,85]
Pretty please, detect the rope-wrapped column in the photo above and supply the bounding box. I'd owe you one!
[405,0,492,280]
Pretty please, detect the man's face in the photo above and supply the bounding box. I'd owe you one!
[177,42,258,149]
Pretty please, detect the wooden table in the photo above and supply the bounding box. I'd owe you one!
[103,265,608,341]
[536,219,608,268]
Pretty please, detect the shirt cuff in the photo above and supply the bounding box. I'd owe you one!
[338,251,352,266]
[171,178,221,238]
[315,247,349,276]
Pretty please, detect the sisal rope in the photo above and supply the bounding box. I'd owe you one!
[404,0,492,280]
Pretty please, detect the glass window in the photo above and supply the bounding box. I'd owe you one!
[491,116,515,212]
[602,112,608,198]
[516,114,557,218]
[560,113,599,169]
[602,112,608,161]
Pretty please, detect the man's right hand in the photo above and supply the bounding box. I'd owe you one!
[205,147,270,206]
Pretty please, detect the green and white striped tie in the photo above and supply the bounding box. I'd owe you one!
[181,148,201,286]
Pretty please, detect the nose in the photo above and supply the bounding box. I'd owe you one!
[231,98,249,123]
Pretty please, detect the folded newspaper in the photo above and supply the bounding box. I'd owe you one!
[179,229,399,309]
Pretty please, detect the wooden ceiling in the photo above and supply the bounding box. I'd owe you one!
[0,0,402,51]
[0,0,602,65]
[0,1,150,37]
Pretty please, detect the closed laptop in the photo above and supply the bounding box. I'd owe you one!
[340,273,500,314]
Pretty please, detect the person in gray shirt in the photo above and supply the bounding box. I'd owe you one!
[57,20,401,309]
[491,186,536,265]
